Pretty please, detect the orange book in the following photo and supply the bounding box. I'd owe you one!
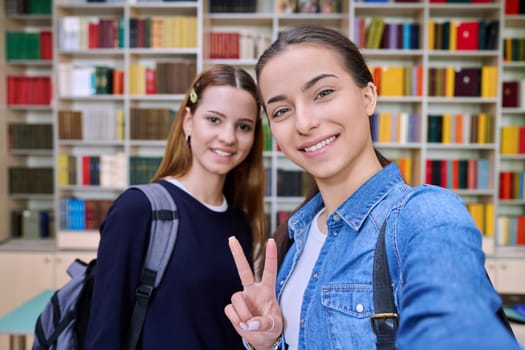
[517,216,525,245]
[112,70,124,95]
[454,113,464,144]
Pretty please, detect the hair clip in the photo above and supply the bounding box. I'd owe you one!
[189,88,198,104]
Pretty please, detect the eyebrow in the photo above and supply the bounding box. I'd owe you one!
[207,110,255,124]
[266,73,337,105]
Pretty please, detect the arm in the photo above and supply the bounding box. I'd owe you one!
[394,186,520,349]
[84,189,151,350]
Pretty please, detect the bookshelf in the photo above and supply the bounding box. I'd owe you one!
[0,0,524,276]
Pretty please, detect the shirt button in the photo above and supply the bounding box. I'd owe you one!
[280,280,285,286]
[332,231,338,236]
[312,272,319,279]
[300,319,305,325]
[356,304,364,313]
[333,214,340,221]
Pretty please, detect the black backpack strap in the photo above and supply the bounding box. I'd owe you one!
[371,220,399,350]
[125,183,179,350]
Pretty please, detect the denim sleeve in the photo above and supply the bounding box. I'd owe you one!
[393,185,522,350]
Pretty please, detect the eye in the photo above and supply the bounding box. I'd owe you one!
[315,88,334,100]
[206,116,220,124]
[271,107,291,119]
[237,123,253,132]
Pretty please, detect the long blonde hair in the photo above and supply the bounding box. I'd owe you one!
[152,64,267,266]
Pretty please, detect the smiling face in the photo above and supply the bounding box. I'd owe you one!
[183,85,258,180]
[258,43,379,185]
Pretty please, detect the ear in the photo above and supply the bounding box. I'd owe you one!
[182,107,193,135]
[363,82,377,117]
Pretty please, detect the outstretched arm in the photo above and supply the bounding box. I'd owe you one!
[225,237,283,349]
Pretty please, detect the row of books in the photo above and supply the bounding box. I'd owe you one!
[130,108,175,140]
[10,209,54,239]
[208,32,271,60]
[427,113,493,144]
[502,80,525,108]
[59,198,113,231]
[57,153,127,188]
[369,65,423,97]
[57,64,124,96]
[500,126,525,154]
[58,17,123,50]
[8,167,54,195]
[277,0,341,14]
[6,76,52,106]
[277,170,312,197]
[428,20,499,51]
[467,202,494,237]
[210,0,257,13]
[371,112,420,144]
[128,60,196,95]
[129,156,162,185]
[356,18,420,50]
[503,38,525,62]
[58,109,124,141]
[428,66,498,98]
[497,216,525,247]
[5,31,52,61]
[425,159,490,190]
[8,123,53,151]
[129,16,197,49]
[499,171,525,200]
[4,0,51,15]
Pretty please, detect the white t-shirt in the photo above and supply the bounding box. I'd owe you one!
[280,208,327,350]
[164,177,228,212]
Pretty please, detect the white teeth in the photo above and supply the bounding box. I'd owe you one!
[304,136,336,153]
[213,149,232,157]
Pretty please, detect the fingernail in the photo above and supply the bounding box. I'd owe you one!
[247,320,260,331]
[239,322,248,331]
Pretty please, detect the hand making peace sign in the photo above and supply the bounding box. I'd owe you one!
[224,237,283,349]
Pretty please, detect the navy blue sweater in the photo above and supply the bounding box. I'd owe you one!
[85,180,252,349]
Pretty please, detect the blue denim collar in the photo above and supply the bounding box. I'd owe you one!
[288,163,404,240]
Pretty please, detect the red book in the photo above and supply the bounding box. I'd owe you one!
[441,159,448,188]
[505,0,519,14]
[452,159,459,189]
[517,216,525,246]
[40,31,53,59]
[467,159,477,189]
[502,81,519,107]
[454,68,481,97]
[426,159,433,184]
[499,172,513,199]
[88,22,99,49]
[145,68,156,95]
[456,21,479,50]
[82,156,91,185]
[519,127,525,154]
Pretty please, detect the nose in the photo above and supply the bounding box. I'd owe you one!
[295,104,320,135]
[218,124,236,144]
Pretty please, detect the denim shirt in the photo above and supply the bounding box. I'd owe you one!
[275,163,521,350]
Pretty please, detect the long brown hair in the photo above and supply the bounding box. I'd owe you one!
[256,25,391,266]
[152,64,267,265]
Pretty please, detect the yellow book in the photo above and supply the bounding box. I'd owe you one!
[378,112,392,143]
[497,216,509,245]
[477,112,488,144]
[442,113,452,144]
[449,20,457,51]
[467,203,484,233]
[505,38,512,61]
[484,203,494,237]
[402,157,413,185]
[481,66,495,98]
[500,126,519,154]
[380,66,404,96]
[129,63,146,95]
[445,66,455,97]
[428,19,435,50]
[57,154,70,186]
[115,109,125,141]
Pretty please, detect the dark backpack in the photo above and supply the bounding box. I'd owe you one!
[33,183,179,350]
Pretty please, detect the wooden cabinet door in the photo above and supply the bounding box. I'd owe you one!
[54,251,97,288]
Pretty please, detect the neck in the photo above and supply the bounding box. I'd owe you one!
[176,172,225,206]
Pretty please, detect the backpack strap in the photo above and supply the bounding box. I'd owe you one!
[125,183,179,350]
[371,220,399,350]
[371,219,515,350]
